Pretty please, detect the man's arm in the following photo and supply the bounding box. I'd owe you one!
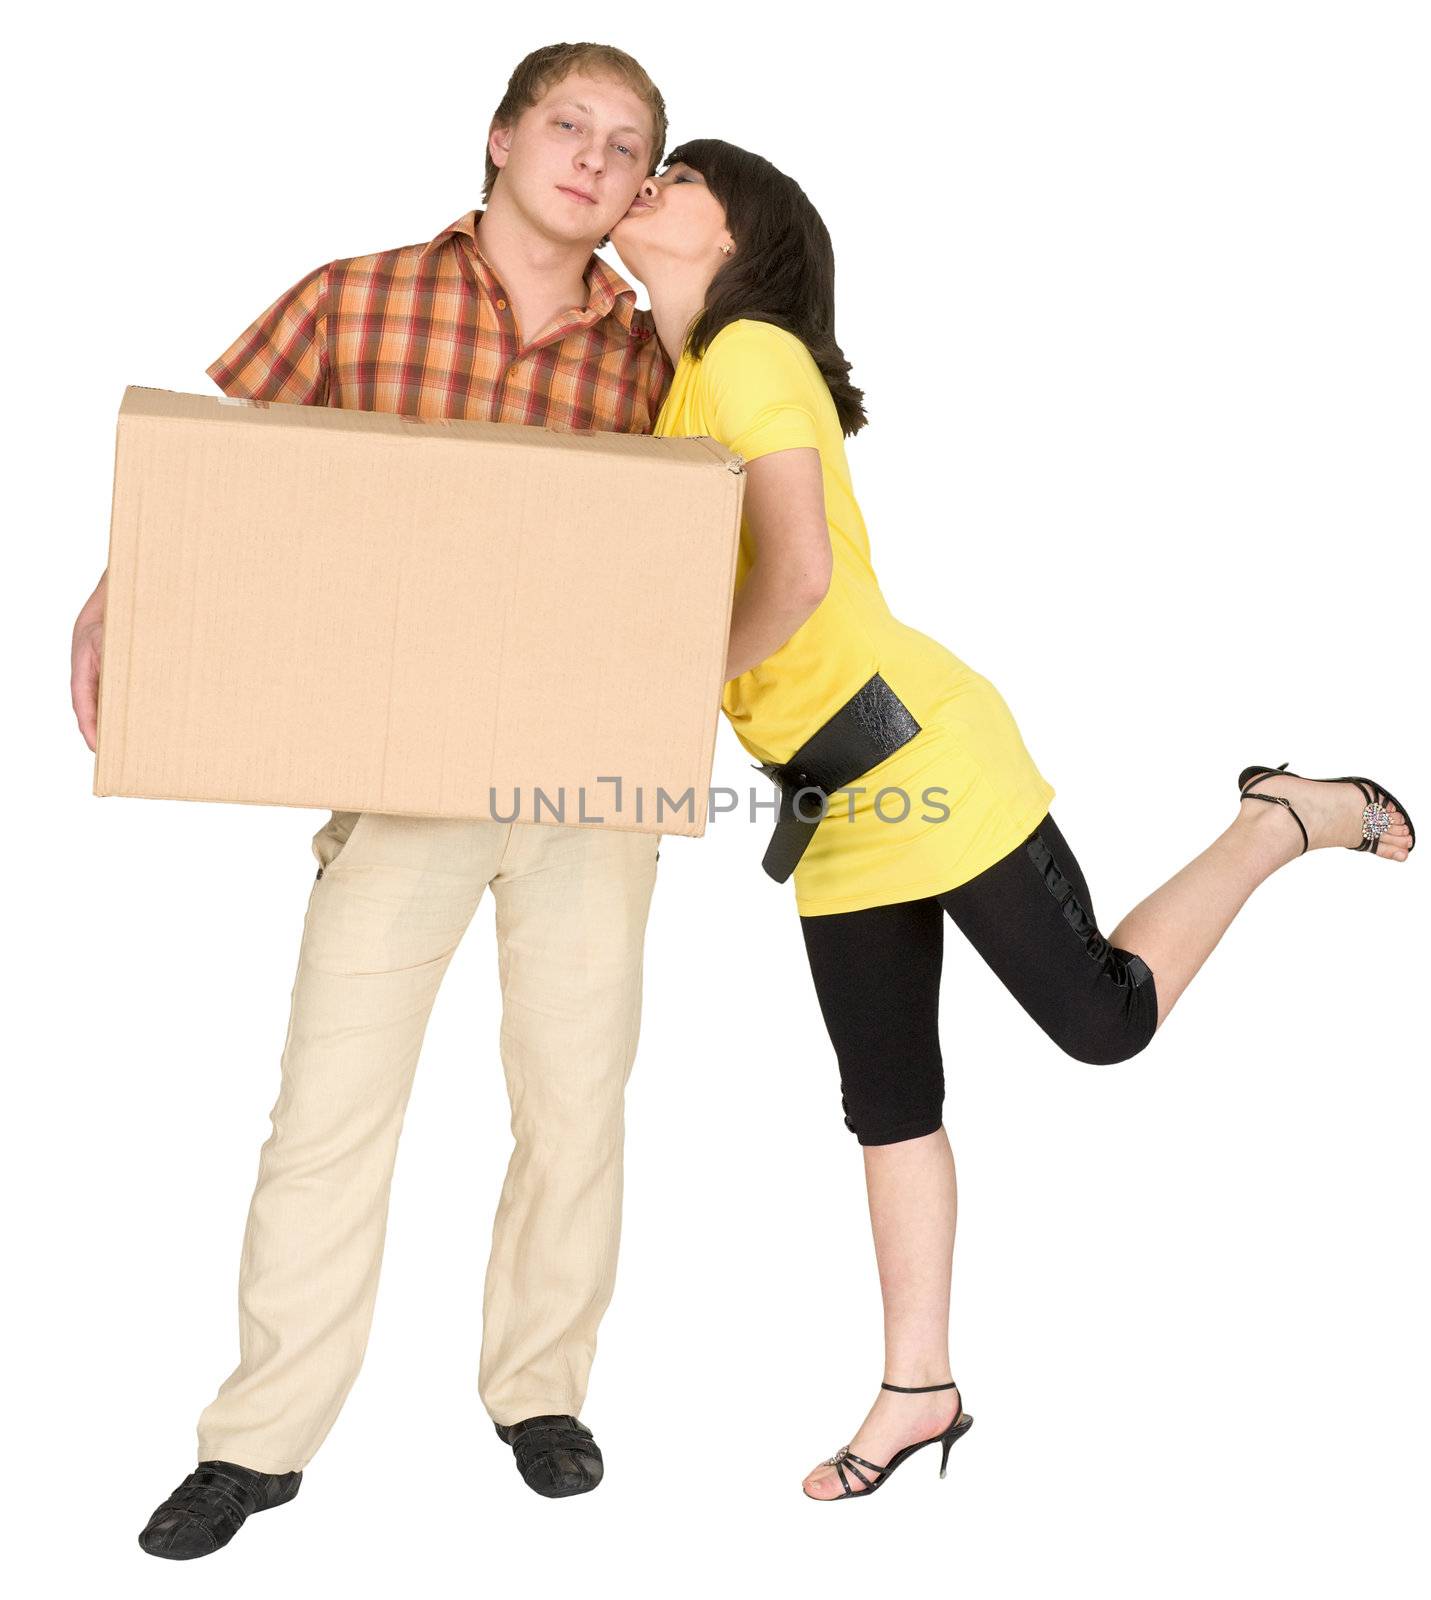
[71,566,108,752]
[206,261,330,403]
[73,262,332,749]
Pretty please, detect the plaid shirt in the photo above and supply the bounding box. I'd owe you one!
[208,209,671,431]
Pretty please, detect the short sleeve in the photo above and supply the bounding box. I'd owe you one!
[701,320,825,462]
[207,261,330,404]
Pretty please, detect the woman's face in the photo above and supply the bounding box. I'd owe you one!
[609,162,733,279]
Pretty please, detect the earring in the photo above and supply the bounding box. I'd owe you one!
[719,243,733,256]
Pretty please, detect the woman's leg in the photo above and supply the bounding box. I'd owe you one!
[939,812,1159,1065]
[798,899,964,1499]
[1108,778,1411,1024]
[940,778,1413,1060]
[801,1129,965,1499]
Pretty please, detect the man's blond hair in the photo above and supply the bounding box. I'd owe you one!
[484,42,668,201]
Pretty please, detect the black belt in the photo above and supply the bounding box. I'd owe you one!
[753,672,922,883]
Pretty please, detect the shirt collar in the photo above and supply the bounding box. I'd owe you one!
[421,208,642,333]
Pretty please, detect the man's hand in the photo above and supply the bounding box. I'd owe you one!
[71,568,108,752]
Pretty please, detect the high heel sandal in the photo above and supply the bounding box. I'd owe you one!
[810,1381,974,1501]
[1237,762,1416,857]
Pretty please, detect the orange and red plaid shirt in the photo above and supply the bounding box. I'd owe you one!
[208,209,671,432]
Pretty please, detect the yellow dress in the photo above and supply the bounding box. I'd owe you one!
[655,318,1055,916]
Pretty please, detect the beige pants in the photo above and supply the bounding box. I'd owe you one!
[195,808,660,1474]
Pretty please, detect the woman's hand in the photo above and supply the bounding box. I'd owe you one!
[724,447,832,680]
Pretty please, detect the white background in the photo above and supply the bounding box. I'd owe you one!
[6,2,1428,1595]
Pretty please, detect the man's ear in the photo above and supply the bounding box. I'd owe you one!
[488,120,513,173]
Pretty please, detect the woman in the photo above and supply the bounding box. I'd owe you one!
[609,141,1414,1502]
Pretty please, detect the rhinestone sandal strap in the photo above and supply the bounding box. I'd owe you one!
[1357,773,1413,852]
[1358,793,1393,851]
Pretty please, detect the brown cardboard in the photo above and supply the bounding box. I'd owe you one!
[94,387,744,836]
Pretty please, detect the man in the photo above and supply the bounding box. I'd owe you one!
[69,42,674,1558]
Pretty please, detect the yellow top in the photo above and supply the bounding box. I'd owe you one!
[655,318,1055,915]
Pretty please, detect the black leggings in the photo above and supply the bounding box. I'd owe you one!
[799,813,1159,1146]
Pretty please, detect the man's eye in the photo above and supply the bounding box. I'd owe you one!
[614,143,635,158]
[557,120,577,131]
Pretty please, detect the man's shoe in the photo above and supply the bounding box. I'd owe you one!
[137,1459,302,1559]
[494,1414,604,1498]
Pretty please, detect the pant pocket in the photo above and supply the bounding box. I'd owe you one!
[312,810,367,879]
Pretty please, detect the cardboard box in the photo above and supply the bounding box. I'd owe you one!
[94,388,744,836]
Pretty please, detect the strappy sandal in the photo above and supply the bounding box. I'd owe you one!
[1237,762,1416,858]
[808,1380,974,1501]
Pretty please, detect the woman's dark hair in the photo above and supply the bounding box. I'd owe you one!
[663,138,867,436]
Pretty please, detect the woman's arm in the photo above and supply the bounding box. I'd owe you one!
[725,446,833,680]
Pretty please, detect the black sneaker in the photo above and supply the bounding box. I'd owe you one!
[138,1459,302,1560]
[494,1415,604,1498]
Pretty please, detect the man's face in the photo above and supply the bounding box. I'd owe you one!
[489,71,656,246]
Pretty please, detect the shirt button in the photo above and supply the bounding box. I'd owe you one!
[496,298,507,310]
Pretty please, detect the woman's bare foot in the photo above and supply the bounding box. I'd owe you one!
[802,1384,962,1500]
[1239,772,1414,862]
